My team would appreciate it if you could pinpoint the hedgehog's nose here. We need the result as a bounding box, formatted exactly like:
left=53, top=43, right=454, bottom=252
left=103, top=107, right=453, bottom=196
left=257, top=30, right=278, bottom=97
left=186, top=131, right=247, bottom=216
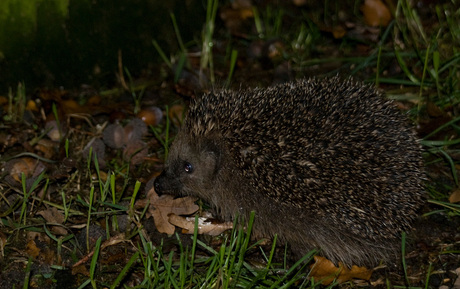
left=154, top=171, right=165, bottom=195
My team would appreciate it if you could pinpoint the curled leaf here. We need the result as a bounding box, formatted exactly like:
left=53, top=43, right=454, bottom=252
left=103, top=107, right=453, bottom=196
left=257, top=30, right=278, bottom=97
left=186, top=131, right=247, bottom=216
left=310, top=256, right=373, bottom=285
left=168, top=214, right=233, bottom=236
left=145, top=186, right=199, bottom=235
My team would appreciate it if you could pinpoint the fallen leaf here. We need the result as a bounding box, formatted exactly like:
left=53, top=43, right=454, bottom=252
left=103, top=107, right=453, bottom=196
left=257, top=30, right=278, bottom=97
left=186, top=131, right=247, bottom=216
left=71, top=264, right=89, bottom=276
left=37, top=207, right=67, bottom=235
left=87, top=94, right=101, bottom=105
left=332, top=26, right=346, bottom=39
left=6, top=157, right=46, bottom=183
left=309, top=256, right=373, bottom=285
left=168, top=214, right=233, bottom=236
left=361, top=0, right=392, bottom=27
left=91, top=171, right=108, bottom=183
left=26, top=240, right=41, bottom=258
left=145, top=186, right=199, bottom=235
left=26, top=99, right=38, bottom=111
left=61, top=99, right=82, bottom=114
left=0, top=95, right=7, bottom=105
left=449, top=189, right=460, bottom=203
left=72, top=233, right=126, bottom=268
left=150, top=195, right=176, bottom=234
left=35, top=139, right=56, bottom=160
left=38, top=207, right=65, bottom=224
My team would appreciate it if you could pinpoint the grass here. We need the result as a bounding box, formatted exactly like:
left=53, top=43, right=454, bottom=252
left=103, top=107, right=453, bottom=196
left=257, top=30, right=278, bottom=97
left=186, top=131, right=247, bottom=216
left=151, top=105, right=172, bottom=161
left=3, top=82, right=26, bottom=123
left=122, top=215, right=316, bottom=289
left=7, top=148, right=317, bottom=288
left=200, top=0, right=219, bottom=85
left=1, top=0, right=460, bottom=288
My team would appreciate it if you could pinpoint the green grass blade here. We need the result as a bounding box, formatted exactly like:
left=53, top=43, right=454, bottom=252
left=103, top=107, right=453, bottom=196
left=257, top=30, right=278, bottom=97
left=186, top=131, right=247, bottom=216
left=110, top=251, right=140, bottom=289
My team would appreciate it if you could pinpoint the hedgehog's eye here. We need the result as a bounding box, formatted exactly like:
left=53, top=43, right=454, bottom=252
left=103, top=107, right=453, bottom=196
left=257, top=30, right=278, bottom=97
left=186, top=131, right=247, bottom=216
left=184, top=162, right=194, bottom=174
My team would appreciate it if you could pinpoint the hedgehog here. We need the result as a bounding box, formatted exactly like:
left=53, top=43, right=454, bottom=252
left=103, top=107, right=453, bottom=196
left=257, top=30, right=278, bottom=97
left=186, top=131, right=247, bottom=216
left=153, top=77, right=425, bottom=267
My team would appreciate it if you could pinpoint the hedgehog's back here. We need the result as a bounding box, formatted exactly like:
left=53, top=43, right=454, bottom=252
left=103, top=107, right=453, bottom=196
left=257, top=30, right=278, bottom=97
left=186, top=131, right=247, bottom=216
left=183, top=77, right=425, bottom=265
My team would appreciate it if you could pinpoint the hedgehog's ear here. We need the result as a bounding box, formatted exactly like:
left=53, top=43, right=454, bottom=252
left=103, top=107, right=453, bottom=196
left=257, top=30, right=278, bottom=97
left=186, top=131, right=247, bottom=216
left=202, top=140, right=222, bottom=174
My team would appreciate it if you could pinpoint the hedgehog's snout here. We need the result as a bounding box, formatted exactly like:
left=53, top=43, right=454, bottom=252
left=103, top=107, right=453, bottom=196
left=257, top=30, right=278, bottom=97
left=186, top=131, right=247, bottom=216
left=153, top=171, right=166, bottom=195
left=154, top=169, right=184, bottom=196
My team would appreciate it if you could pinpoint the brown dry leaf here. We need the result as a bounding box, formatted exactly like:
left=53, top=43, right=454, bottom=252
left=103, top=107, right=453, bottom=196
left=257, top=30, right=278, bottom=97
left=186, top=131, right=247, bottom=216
left=87, top=95, right=101, bottom=105
left=26, top=240, right=41, bottom=258
left=35, top=139, right=56, bottom=160
left=26, top=99, right=38, bottom=111
left=61, top=99, right=82, bottom=114
left=310, top=256, right=373, bottom=285
left=37, top=207, right=67, bottom=235
left=9, top=158, right=35, bottom=182
left=72, top=264, right=90, bottom=276
left=8, top=157, right=46, bottom=183
left=168, top=214, right=233, bottom=236
left=449, top=189, right=460, bottom=203
left=72, top=233, right=127, bottom=268
left=91, top=171, right=108, bottom=182
left=332, top=26, right=347, bottom=39
left=146, top=186, right=199, bottom=235
left=220, top=6, right=253, bottom=22
left=0, top=95, right=7, bottom=105
left=167, top=214, right=195, bottom=234
left=361, top=0, right=392, bottom=27
left=149, top=196, right=175, bottom=235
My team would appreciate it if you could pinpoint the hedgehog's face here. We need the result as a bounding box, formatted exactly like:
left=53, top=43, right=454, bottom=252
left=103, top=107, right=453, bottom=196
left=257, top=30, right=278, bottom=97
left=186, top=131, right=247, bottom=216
left=153, top=134, right=222, bottom=201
